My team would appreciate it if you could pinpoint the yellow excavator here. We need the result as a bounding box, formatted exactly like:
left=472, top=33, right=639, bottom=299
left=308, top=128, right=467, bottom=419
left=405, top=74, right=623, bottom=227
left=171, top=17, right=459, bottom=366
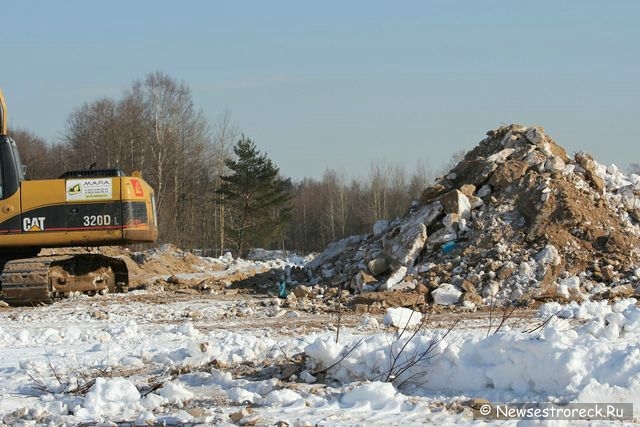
left=0, top=88, right=158, bottom=305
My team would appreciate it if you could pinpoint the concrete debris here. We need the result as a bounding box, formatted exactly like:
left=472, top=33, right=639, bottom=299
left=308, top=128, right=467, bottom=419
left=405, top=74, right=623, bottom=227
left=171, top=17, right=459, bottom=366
left=306, top=235, right=367, bottom=271
left=432, top=283, right=463, bottom=306
left=351, top=271, right=378, bottom=293
left=367, top=257, right=390, bottom=276
left=381, top=202, right=442, bottom=269
left=381, top=266, right=408, bottom=291
left=304, top=124, right=640, bottom=307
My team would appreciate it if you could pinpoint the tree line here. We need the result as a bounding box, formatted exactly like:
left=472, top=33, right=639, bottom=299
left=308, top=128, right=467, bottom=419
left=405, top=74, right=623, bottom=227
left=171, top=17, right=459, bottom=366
left=11, top=72, right=437, bottom=256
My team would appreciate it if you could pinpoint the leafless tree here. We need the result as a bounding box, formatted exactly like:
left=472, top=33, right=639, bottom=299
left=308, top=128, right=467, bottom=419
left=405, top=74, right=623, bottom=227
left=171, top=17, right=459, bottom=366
left=64, top=98, right=118, bottom=170
left=10, top=129, right=59, bottom=179
left=211, top=108, right=237, bottom=256
left=368, top=161, right=390, bottom=223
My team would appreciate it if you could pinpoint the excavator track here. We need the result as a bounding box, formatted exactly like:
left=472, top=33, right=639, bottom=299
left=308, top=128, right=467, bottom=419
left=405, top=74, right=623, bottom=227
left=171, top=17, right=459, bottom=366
left=0, top=254, right=128, bottom=306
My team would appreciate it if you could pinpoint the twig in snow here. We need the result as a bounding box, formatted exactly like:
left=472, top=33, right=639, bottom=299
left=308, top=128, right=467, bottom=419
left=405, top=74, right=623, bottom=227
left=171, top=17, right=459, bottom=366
left=25, top=347, right=111, bottom=396
left=524, top=310, right=560, bottom=334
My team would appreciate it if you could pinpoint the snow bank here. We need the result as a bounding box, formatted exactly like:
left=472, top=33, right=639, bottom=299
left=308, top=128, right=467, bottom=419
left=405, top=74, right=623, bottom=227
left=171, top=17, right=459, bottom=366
left=304, top=299, right=640, bottom=414
left=74, top=378, right=143, bottom=422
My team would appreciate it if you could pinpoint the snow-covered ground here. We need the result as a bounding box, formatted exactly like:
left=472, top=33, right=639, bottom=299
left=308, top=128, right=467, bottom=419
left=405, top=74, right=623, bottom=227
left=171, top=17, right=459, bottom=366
left=0, top=254, right=639, bottom=426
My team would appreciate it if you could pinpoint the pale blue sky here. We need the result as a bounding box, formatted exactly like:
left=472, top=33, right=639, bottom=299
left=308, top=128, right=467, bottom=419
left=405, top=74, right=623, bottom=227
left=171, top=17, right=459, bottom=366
left=3, top=1, right=639, bottom=180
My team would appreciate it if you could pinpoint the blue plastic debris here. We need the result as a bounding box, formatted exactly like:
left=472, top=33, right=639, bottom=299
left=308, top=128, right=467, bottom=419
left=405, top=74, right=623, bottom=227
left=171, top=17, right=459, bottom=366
left=278, top=281, right=287, bottom=298
left=441, top=241, right=456, bottom=254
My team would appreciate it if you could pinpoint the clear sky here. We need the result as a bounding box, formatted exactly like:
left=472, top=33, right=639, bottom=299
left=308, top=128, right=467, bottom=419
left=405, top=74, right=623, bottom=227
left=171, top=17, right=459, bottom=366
left=3, top=1, right=639, bottom=181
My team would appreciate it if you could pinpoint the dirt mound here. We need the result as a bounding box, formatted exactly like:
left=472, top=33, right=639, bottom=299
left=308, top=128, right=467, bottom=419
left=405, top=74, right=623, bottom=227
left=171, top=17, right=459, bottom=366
left=40, top=244, right=226, bottom=287
left=306, top=124, right=640, bottom=307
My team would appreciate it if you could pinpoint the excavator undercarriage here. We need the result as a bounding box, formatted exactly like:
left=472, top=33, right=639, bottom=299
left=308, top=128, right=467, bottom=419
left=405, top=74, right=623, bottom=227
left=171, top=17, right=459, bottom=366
left=0, top=253, right=129, bottom=305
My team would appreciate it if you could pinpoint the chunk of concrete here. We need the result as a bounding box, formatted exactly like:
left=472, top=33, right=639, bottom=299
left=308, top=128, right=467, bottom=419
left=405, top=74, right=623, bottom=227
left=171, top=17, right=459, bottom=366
left=440, top=190, right=471, bottom=219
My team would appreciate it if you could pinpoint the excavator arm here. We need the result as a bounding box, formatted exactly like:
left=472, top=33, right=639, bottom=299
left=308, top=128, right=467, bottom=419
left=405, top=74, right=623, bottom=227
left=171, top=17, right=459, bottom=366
left=0, top=88, right=6, bottom=135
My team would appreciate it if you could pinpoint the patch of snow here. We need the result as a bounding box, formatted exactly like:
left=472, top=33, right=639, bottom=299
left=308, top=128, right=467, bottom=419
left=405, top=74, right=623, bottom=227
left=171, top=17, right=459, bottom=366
left=383, top=307, right=423, bottom=329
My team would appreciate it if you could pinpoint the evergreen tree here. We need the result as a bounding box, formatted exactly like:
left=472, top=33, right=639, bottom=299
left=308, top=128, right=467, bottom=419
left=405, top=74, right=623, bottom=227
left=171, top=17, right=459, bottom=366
left=217, top=136, right=292, bottom=257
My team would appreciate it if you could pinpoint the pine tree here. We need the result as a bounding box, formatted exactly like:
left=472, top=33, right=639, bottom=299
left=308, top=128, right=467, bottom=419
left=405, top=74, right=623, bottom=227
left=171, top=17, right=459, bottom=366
left=217, top=136, right=292, bottom=257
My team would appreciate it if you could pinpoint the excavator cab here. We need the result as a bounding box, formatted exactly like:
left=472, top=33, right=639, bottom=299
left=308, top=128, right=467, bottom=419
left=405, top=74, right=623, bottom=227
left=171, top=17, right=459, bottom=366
left=0, top=89, right=25, bottom=203
left=0, top=133, right=26, bottom=200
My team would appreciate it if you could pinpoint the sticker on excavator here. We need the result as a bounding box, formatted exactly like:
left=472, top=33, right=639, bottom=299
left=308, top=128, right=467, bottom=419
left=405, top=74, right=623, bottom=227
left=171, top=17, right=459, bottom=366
left=131, top=179, right=144, bottom=197
left=66, top=178, right=113, bottom=201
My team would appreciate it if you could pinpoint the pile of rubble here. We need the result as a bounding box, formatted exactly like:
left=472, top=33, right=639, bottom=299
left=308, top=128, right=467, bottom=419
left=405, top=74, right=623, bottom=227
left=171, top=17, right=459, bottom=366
left=305, top=124, right=640, bottom=307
